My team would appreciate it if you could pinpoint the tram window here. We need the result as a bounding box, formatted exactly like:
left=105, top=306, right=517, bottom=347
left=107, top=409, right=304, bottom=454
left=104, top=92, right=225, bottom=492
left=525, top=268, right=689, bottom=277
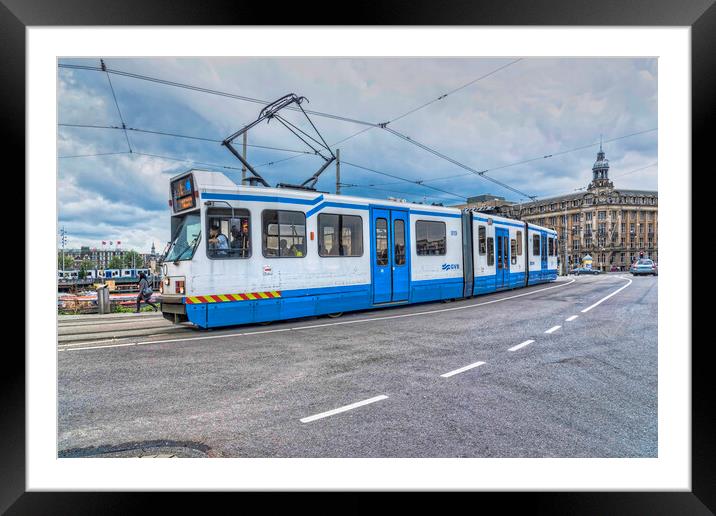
left=262, top=210, right=306, bottom=258
left=516, top=230, right=523, bottom=255
left=318, top=214, right=363, bottom=257
left=375, top=218, right=388, bottom=265
left=416, top=220, right=446, bottom=256
left=206, top=208, right=251, bottom=259
left=487, top=237, right=494, bottom=266
left=533, top=234, right=541, bottom=256
left=478, top=226, right=486, bottom=255
left=394, top=219, right=406, bottom=265
left=549, top=237, right=555, bottom=256
left=510, top=239, right=517, bottom=264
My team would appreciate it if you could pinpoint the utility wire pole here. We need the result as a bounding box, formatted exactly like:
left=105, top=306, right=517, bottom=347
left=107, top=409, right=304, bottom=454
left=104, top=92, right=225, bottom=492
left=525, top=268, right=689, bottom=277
left=242, top=131, right=248, bottom=184
left=335, top=148, right=341, bottom=195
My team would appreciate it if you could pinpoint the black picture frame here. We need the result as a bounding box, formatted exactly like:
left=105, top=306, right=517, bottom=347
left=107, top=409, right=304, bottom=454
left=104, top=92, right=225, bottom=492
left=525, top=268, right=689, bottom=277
left=8, top=0, right=708, bottom=512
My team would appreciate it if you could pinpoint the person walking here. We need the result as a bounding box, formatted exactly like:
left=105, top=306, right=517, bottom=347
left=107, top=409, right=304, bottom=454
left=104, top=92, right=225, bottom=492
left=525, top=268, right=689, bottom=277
left=136, top=271, right=158, bottom=312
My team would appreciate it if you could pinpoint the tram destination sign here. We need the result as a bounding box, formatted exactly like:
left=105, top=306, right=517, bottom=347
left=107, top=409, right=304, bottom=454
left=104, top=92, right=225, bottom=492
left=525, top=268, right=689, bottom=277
left=171, top=174, right=196, bottom=213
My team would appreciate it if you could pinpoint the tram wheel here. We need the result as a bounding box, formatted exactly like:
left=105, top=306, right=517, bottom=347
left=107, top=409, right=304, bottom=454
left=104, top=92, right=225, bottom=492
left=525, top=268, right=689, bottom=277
left=327, top=312, right=344, bottom=318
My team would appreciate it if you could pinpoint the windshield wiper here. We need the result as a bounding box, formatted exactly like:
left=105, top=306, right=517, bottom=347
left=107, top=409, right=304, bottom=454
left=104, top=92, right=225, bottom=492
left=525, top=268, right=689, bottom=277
left=170, top=236, right=200, bottom=264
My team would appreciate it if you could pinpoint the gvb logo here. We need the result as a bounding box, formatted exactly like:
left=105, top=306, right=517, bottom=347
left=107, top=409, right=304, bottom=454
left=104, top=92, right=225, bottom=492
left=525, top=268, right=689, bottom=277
left=442, top=263, right=460, bottom=271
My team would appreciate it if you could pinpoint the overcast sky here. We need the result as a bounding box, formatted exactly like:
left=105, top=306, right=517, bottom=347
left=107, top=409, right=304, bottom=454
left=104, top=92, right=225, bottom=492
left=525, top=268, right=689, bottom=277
left=57, top=57, right=657, bottom=252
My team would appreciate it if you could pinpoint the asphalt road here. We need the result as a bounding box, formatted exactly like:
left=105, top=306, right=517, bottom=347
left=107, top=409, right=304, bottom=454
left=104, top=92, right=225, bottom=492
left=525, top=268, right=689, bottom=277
left=58, top=274, right=657, bottom=458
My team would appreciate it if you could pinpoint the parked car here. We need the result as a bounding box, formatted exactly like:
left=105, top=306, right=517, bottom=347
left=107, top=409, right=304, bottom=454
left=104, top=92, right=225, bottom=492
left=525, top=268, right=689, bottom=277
left=630, top=258, right=658, bottom=276
left=570, top=267, right=600, bottom=275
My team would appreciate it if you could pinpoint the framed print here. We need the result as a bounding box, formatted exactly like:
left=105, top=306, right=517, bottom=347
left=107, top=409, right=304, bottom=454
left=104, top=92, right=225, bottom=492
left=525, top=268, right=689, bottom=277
left=7, top=0, right=711, bottom=512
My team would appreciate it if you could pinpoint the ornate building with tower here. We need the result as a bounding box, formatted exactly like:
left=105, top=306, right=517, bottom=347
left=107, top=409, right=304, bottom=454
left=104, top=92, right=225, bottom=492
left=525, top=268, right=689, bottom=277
left=460, top=145, right=658, bottom=272
left=512, top=145, right=658, bottom=272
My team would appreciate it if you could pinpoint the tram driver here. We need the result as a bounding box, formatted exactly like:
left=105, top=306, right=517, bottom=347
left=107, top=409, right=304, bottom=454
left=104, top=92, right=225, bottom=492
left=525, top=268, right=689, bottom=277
left=208, top=223, right=229, bottom=256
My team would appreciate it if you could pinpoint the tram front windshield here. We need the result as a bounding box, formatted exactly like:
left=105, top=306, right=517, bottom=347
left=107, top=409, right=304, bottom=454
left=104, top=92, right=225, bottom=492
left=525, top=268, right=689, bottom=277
left=165, top=212, right=201, bottom=262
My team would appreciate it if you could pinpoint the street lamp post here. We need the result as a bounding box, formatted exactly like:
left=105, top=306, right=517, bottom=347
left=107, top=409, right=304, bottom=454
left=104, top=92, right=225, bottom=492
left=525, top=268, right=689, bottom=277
left=60, top=227, right=67, bottom=272
left=563, top=203, right=568, bottom=275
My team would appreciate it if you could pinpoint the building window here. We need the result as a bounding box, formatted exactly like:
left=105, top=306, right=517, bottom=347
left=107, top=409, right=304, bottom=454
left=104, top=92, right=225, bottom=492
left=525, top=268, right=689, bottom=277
left=318, top=214, right=363, bottom=257
left=206, top=207, right=251, bottom=259
left=598, top=211, right=606, bottom=220
left=262, top=209, right=306, bottom=258
left=416, top=220, right=446, bottom=256
left=478, top=225, right=486, bottom=255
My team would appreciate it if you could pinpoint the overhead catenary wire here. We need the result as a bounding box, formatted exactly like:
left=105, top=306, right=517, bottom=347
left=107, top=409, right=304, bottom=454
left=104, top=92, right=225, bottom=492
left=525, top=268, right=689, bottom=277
left=387, top=58, right=523, bottom=126
left=339, top=183, right=463, bottom=203
left=58, top=151, right=131, bottom=159
left=100, top=59, right=132, bottom=154
left=58, top=122, right=313, bottom=155
left=58, top=147, right=250, bottom=171
left=383, top=126, right=536, bottom=199
left=59, top=59, right=531, bottom=198
left=58, top=62, right=379, bottom=128
left=525, top=162, right=658, bottom=200
left=340, top=160, right=467, bottom=201
left=131, top=151, right=245, bottom=171
left=330, top=58, right=523, bottom=147
left=611, top=162, right=658, bottom=179
left=354, top=129, right=659, bottom=189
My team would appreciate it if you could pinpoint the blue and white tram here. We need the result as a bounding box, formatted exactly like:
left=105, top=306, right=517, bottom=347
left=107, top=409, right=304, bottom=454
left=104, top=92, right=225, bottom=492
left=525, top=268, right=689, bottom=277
left=160, top=170, right=558, bottom=328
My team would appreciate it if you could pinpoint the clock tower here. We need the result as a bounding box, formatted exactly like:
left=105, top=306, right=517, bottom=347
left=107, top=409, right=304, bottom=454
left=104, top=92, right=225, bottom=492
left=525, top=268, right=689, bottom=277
left=588, top=138, right=613, bottom=190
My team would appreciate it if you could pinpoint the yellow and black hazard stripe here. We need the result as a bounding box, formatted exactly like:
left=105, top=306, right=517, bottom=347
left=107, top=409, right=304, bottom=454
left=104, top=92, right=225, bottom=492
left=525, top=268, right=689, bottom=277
left=185, top=291, right=281, bottom=304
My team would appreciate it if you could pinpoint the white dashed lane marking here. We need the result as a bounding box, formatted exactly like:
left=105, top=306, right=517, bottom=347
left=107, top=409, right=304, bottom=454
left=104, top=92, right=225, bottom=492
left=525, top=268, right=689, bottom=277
left=580, top=276, right=633, bottom=313
left=545, top=325, right=561, bottom=334
left=440, top=361, right=486, bottom=378
left=508, top=340, right=535, bottom=352
left=565, top=315, right=579, bottom=322
left=300, top=395, right=388, bottom=423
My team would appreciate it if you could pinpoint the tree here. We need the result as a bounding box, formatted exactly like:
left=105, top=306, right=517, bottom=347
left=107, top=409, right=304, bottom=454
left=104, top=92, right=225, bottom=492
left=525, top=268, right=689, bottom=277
left=78, top=259, right=94, bottom=279
left=58, top=253, right=74, bottom=270
left=123, top=250, right=143, bottom=268
left=107, top=256, right=125, bottom=269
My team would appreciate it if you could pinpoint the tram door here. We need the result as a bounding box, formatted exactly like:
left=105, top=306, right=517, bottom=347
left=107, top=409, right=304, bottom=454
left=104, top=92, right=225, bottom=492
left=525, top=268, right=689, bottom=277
left=541, top=234, right=548, bottom=276
left=496, top=227, right=509, bottom=289
left=371, top=208, right=410, bottom=304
